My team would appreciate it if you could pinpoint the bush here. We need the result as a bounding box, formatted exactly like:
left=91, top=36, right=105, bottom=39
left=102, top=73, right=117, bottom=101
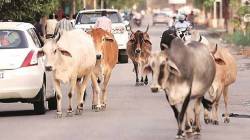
left=224, top=31, right=250, bottom=47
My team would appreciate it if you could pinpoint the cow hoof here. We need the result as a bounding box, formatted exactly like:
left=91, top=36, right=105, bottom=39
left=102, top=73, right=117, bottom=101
left=139, top=82, right=144, bottom=86
left=92, top=105, right=101, bottom=112
left=92, top=105, right=97, bottom=110
left=204, top=118, right=211, bottom=124
left=101, top=104, right=107, bottom=110
left=185, top=125, right=192, bottom=133
left=66, top=111, right=74, bottom=117
left=224, top=118, right=230, bottom=123
left=135, top=82, right=140, bottom=86
left=144, top=81, right=148, bottom=85
left=56, top=112, right=63, bottom=118
left=175, top=135, right=184, bottom=139
left=176, top=130, right=185, bottom=139
left=193, top=128, right=201, bottom=135
left=94, top=107, right=102, bottom=112
left=212, top=120, right=219, bottom=125
left=75, top=109, right=83, bottom=115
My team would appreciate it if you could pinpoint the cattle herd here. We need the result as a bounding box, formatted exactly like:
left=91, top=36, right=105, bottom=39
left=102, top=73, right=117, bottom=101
left=37, top=25, right=237, bottom=139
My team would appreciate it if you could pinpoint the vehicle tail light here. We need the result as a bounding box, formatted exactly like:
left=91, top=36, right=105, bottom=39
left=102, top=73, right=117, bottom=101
left=21, top=50, right=38, bottom=67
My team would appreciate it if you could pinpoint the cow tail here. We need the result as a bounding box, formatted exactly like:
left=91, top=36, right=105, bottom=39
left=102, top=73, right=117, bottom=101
left=201, top=96, right=213, bottom=111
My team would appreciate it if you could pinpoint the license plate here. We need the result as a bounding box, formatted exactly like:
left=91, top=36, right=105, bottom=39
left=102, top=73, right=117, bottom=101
left=0, top=72, right=4, bottom=79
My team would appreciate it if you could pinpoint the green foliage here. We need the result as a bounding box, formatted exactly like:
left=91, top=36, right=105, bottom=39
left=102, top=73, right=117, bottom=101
left=237, top=5, right=250, bottom=17
left=204, top=0, right=214, bottom=10
left=0, top=0, right=59, bottom=22
left=193, top=0, right=214, bottom=9
left=224, top=31, right=250, bottom=47
left=107, top=0, right=144, bottom=9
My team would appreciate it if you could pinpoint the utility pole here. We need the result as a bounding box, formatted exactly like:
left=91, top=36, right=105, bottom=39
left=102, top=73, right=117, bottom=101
left=82, top=0, right=86, bottom=9
left=94, top=0, right=97, bottom=9
left=101, top=0, right=104, bottom=9
left=71, top=0, right=76, bottom=18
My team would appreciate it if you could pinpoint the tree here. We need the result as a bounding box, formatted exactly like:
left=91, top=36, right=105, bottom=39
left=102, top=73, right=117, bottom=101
left=0, top=0, right=59, bottom=22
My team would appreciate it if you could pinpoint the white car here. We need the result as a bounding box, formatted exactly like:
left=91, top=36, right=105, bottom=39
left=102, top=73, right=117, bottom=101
left=74, top=9, right=130, bottom=63
left=0, top=22, right=56, bottom=114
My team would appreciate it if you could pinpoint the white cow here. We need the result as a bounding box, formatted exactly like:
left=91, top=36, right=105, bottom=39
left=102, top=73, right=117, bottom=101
left=38, top=29, right=101, bottom=117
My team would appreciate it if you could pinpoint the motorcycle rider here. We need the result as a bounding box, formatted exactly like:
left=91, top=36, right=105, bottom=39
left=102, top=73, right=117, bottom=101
left=174, top=14, right=192, bottom=39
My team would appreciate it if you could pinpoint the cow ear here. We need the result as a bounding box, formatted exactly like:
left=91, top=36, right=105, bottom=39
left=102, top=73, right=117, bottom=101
left=143, top=33, right=152, bottom=45
left=215, top=58, right=226, bottom=65
left=104, top=35, right=114, bottom=42
left=143, top=65, right=152, bottom=74
left=58, top=48, right=72, bottom=57
left=37, top=50, right=45, bottom=58
left=167, top=60, right=181, bottom=76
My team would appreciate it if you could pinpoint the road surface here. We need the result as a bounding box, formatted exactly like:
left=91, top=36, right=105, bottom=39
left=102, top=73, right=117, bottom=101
left=0, top=15, right=250, bottom=140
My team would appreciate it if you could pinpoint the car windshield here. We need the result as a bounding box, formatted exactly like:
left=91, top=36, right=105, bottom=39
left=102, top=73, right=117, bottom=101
left=0, top=30, right=27, bottom=49
left=76, top=11, right=122, bottom=24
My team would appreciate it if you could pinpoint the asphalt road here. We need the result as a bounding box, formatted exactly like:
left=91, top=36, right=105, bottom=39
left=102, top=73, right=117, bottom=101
left=1, top=16, right=250, bottom=140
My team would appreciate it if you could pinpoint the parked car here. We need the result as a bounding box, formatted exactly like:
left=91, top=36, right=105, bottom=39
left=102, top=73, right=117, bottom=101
left=152, top=12, right=170, bottom=26
left=74, top=9, right=130, bottom=63
left=0, top=22, right=57, bottom=114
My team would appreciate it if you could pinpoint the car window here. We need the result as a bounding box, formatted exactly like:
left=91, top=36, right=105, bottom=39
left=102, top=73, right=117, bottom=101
left=0, top=30, right=28, bottom=49
left=27, top=29, right=41, bottom=48
left=76, top=11, right=122, bottom=24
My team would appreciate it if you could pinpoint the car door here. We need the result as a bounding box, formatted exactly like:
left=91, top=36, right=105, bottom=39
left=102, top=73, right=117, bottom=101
left=27, top=28, right=55, bottom=99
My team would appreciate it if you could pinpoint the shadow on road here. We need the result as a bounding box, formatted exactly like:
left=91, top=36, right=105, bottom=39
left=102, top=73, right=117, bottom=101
left=223, top=113, right=250, bottom=118
left=0, top=110, right=37, bottom=117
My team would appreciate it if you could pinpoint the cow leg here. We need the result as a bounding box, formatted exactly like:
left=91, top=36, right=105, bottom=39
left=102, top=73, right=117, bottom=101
left=53, top=79, right=62, bottom=118
left=223, top=86, right=230, bottom=123
left=91, top=73, right=102, bottom=112
left=133, top=61, right=140, bottom=86
left=101, top=70, right=112, bottom=109
left=212, top=100, right=220, bottom=125
left=204, top=108, right=212, bottom=124
left=176, top=93, right=191, bottom=138
left=193, top=98, right=202, bottom=135
left=164, top=92, right=179, bottom=121
left=185, top=105, right=193, bottom=134
left=66, top=78, right=77, bottom=117
left=76, top=75, right=90, bottom=115
left=144, top=75, right=148, bottom=85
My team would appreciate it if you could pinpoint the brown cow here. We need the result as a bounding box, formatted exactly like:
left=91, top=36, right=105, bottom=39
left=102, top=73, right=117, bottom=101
left=88, top=28, right=118, bottom=109
left=127, top=25, right=152, bottom=86
left=204, top=46, right=237, bottom=125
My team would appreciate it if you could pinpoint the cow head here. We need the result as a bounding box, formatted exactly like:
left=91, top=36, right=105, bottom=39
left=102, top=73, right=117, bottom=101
left=129, top=25, right=151, bottom=54
left=37, top=34, right=72, bottom=71
left=88, top=28, right=114, bottom=60
left=144, top=51, right=181, bottom=93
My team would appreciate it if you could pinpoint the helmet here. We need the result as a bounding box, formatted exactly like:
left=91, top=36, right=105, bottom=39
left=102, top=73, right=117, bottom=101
left=178, top=14, right=185, bottom=21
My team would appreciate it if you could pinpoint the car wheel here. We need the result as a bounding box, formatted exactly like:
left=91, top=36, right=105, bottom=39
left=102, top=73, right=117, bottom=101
left=48, top=90, right=57, bottom=110
left=33, top=82, right=47, bottom=114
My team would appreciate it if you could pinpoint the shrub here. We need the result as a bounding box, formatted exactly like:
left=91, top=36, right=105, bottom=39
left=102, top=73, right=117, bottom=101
left=224, top=31, right=250, bottom=47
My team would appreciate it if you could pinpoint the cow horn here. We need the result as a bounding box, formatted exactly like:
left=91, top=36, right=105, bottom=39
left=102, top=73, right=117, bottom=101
left=145, top=24, right=149, bottom=33
left=54, top=33, right=61, bottom=42
left=212, top=44, right=218, bottom=55
left=129, top=24, right=134, bottom=34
